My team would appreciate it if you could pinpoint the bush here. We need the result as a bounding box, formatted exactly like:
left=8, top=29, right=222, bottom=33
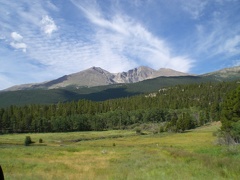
left=230, top=121, right=240, bottom=143
left=159, top=126, right=165, bottom=133
left=39, top=138, right=43, bottom=143
left=216, top=131, right=236, bottom=145
left=225, top=145, right=239, bottom=155
left=135, top=128, right=142, bottom=134
left=24, top=136, right=32, bottom=146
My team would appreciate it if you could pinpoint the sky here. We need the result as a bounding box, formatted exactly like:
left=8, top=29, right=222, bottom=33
left=0, top=0, right=240, bottom=90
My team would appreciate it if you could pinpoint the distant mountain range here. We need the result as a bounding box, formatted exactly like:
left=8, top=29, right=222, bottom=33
left=4, top=66, right=190, bottom=91
left=0, top=66, right=239, bottom=107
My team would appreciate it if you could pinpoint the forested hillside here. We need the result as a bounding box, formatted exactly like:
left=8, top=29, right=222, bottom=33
left=0, top=81, right=239, bottom=134
left=0, top=76, right=223, bottom=107
left=221, top=85, right=240, bottom=143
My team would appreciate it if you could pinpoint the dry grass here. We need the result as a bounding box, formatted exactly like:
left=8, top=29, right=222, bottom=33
left=1, top=122, right=240, bottom=179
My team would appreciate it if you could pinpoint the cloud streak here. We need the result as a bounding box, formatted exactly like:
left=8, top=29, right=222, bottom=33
left=194, top=1, right=240, bottom=58
left=181, top=0, right=208, bottom=19
left=71, top=0, right=193, bottom=72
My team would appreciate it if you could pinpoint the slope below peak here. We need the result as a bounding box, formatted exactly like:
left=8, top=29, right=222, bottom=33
left=155, top=68, right=190, bottom=77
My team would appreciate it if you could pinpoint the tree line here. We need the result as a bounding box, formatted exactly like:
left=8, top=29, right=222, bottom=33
left=221, top=84, right=240, bottom=143
left=0, top=81, right=239, bottom=133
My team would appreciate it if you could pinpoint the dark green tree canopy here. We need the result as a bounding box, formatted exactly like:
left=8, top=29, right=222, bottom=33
left=221, top=85, right=240, bottom=142
left=0, top=81, right=238, bottom=134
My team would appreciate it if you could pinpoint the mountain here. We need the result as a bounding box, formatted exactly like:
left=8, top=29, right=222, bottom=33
left=0, top=76, right=209, bottom=107
left=1, top=66, right=239, bottom=108
left=5, top=67, right=115, bottom=91
left=201, top=66, right=240, bottom=81
left=4, top=66, right=190, bottom=91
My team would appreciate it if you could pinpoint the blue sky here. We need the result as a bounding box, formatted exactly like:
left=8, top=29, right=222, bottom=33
left=0, top=0, right=239, bottom=90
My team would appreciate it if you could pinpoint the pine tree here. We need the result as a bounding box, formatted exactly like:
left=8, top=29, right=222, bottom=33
left=221, top=85, right=240, bottom=142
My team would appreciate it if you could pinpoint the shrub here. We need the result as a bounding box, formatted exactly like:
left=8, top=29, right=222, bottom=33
left=159, top=126, right=165, bottom=133
left=225, top=145, right=239, bottom=155
left=230, top=121, right=240, bottom=143
left=216, top=131, right=236, bottom=145
left=24, top=136, right=32, bottom=146
left=135, top=128, right=142, bottom=134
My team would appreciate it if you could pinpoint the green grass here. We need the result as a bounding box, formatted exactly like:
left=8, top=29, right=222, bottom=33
left=0, top=122, right=240, bottom=179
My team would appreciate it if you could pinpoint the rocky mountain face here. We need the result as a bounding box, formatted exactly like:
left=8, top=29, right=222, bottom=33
left=113, top=66, right=190, bottom=83
left=113, top=66, right=155, bottom=83
left=4, top=66, right=191, bottom=91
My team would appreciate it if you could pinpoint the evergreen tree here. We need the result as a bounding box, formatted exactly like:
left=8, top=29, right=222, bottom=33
left=221, top=85, right=240, bottom=142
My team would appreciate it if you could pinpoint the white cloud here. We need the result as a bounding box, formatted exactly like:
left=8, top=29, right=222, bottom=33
left=10, top=42, right=27, bottom=52
left=11, top=32, right=23, bottom=41
left=40, top=15, right=58, bottom=35
left=70, top=0, right=193, bottom=72
left=10, top=32, right=27, bottom=52
left=13, top=0, right=193, bottom=76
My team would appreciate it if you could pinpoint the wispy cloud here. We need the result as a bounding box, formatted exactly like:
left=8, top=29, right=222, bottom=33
left=6, top=0, right=193, bottom=77
left=221, top=35, right=240, bottom=55
left=70, top=0, right=193, bottom=72
left=194, top=1, right=240, bottom=59
left=0, top=0, right=60, bottom=89
left=178, top=0, right=240, bottom=72
left=181, top=0, right=208, bottom=19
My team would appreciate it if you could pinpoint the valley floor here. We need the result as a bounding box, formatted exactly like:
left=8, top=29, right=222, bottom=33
left=0, top=122, right=240, bottom=180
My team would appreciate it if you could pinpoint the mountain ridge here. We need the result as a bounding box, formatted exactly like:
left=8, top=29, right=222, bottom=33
left=4, top=66, right=190, bottom=91
left=3, top=65, right=240, bottom=92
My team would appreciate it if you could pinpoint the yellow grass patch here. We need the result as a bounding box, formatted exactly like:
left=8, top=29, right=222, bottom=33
left=1, top=122, right=240, bottom=180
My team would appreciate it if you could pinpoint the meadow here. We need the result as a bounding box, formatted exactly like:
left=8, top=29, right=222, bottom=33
left=0, top=122, right=240, bottom=180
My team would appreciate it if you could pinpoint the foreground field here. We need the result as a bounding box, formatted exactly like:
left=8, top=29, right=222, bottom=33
left=0, top=122, right=240, bottom=180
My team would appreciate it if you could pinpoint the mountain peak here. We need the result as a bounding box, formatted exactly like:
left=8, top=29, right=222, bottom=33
left=90, top=66, right=103, bottom=70
left=4, top=66, right=190, bottom=91
left=87, top=66, right=106, bottom=73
